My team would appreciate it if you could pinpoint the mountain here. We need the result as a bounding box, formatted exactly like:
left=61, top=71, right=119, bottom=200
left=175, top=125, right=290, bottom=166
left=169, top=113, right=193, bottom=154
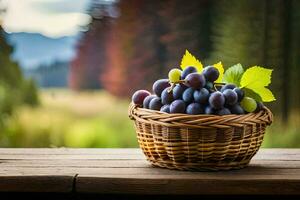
left=7, top=32, right=81, bottom=69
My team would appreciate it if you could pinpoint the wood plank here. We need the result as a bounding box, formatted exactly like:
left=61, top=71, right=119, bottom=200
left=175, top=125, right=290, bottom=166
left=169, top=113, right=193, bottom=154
left=0, top=175, right=74, bottom=193
left=0, top=159, right=299, bottom=169
left=1, top=166, right=300, bottom=178
left=76, top=177, right=300, bottom=195
left=0, top=148, right=299, bottom=155
left=0, top=148, right=143, bottom=155
left=0, top=154, right=145, bottom=160
left=0, top=148, right=300, bottom=195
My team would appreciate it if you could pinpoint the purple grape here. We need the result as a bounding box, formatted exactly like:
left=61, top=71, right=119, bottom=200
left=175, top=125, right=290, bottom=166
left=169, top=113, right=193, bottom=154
left=203, top=66, right=219, bottom=82
left=230, top=104, right=245, bottom=115
left=221, top=84, right=236, bottom=92
left=182, top=88, right=194, bottom=103
left=161, top=87, right=174, bottom=105
left=143, top=95, right=156, bottom=109
left=255, top=101, right=264, bottom=112
left=233, top=88, right=244, bottom=102
left=186, top=103, right=204, bottom=115
left=149, top=97, right=162, bottom=111
left=170, top=100, right=186, bottom=113
left=173, top=84, right=187, bottom=99
left=205, top=82, right=214, bottom=90
left=216, top=108, right=231, bottom=115
left=184, top=73, right=206, bottom=89
left=193, top=88, right=209, bottom=104
left=205, top=106, right=216, bottom=114
left=132, top=90, right=151, bottom=106
left=223, top=89, right=238, bottom=106
left=209, top=91, right=225, bottom=109
left=152, top=79, right=170, bottom=97
left=160, top=104, right=170, bottom=113
left=181, top=66, right=197, bottom=79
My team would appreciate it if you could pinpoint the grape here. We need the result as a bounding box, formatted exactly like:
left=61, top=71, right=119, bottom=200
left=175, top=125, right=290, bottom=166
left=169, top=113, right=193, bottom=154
left=205, top=82, right=214, bottom=90
left=161, top=87, right=174, bottom=105
left=221, top=84, right=236, bottom=92
left=185, top=73, right=206, bottom=89
left=230, top=104, right=245, bottom=115
left=216, top=108, right=231, bottom=115
left=205, top=106, right=215, bottom=115
left=193, top=88, right=209, bottom=104
left=143, top=95, right=156, bottom=109
left=149, top=97, right=163, bottom=111
left=173, top=84, right=187, bottom=99
left=168, top=69, right=182, bottom=83
left=182, top=88, right=194, bottom=103
left=203, top=66, right=219, bottom=82
left=233, top=88, right=244, bottom=102
left=209, top=91, right=225, bottom=109
left=186, top=103, right=204, bottom=115
left=255, top=101, right=264, bottom=112
left=181, top=66, right=197, bottom=79
left=240, top=97, right=257, bottom=112
left=132, top=90, right=151, bottom=106
left=152, top=79, right=170, bottom=97
left=170, top=100, right=186, bottom=113
left=223, top=89, right=238, bottom=106
left=160, top=104, right=170, bottom=113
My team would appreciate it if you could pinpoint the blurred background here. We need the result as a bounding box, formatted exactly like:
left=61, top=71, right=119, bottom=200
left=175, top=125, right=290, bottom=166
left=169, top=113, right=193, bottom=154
left=0, top=0, right=299, bottom=148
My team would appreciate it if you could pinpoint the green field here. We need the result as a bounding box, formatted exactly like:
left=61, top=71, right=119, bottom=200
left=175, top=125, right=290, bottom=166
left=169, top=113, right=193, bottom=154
left=0, top=89, right=299, bottom=148
left=0, top=89, right=137, bottom=147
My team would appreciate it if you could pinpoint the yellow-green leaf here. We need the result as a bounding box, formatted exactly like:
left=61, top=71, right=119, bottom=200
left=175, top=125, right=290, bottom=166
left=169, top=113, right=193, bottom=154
left=252, top=87, right=276, bottom=102
left=213, top=62, right=224, bottom=83
left=180, top=50, right=203, bottom=72
left=240, top=66, right=272, bottom=88
left=240, top=66, right=275, bottom=102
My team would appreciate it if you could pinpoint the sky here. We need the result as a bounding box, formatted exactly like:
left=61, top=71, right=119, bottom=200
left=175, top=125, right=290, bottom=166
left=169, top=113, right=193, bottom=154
left=2, top=0, right=91, bottom=38
left=0, top=0, right=93, bottom=69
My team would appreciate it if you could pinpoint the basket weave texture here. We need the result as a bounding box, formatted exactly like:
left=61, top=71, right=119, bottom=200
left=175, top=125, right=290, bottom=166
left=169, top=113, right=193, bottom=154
left=129, top=103, right=273, bottom=171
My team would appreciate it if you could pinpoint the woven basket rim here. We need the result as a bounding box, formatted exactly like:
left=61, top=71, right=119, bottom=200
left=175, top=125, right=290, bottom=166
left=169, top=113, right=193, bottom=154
left=129, top=103, right=273, bottom=129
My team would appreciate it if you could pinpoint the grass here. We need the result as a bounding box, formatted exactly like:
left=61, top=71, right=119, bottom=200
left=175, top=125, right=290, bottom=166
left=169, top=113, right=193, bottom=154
left=1, top=89, right=137, bottom=147
left=0, top=89, right=299, bottom=148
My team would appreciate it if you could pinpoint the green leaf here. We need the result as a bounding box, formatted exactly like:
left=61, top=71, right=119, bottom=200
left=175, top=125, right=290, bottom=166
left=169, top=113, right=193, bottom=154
left=243, top=88, right=262, bottom=102
left=222, top=63, right=244, bottom=86
left=240, top=66, right=275, bottom=102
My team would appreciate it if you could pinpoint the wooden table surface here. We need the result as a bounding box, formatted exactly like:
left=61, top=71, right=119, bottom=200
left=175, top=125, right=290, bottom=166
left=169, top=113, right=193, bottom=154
left=0, top=148, right=299, bottom=196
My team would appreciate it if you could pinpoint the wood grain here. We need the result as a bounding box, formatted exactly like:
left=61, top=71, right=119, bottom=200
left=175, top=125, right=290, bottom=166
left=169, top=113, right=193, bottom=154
left=0, top=148, right=299, bottom=195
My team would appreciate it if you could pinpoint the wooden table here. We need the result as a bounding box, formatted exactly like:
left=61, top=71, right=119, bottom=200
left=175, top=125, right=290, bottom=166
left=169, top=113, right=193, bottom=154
left=0, top=148, right=299, bottom=199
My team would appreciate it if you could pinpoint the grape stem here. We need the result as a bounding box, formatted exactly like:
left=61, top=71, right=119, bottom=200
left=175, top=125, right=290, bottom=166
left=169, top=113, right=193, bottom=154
left=167, top=80, right=186, bottom=93
left=213, top=82, right=226, bottom=91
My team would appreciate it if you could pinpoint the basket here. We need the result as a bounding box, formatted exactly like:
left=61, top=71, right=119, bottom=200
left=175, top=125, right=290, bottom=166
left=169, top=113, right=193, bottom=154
left=128, top=103, right=273, bottom=171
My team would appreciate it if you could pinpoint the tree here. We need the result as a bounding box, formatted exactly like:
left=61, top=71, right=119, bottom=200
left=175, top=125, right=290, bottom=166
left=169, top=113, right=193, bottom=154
left=208, top=0, right=300, bottom=122
left=160, top=0, right=212, bottom=69
left=101, top=0, right=167, bottom=97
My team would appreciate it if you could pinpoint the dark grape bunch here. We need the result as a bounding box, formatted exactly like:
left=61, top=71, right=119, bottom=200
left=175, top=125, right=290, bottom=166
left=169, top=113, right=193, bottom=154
left=131, top=66, right=264, bottom=115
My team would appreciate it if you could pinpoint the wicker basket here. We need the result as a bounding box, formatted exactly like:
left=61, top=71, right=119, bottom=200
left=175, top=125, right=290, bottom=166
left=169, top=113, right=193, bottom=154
left=129, top=103, right=273, bottom=171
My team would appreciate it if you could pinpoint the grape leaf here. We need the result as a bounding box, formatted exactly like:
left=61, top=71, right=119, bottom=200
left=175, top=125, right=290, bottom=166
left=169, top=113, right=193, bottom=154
left=251, top=87, right=276, bottom=102
left=240, top=66, right=275, bottom=102
left=222, top=63, right=244, bottom=86
left=213, top=62, right=224, bottom=83
left=180, top=50, right=203, bottom=72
